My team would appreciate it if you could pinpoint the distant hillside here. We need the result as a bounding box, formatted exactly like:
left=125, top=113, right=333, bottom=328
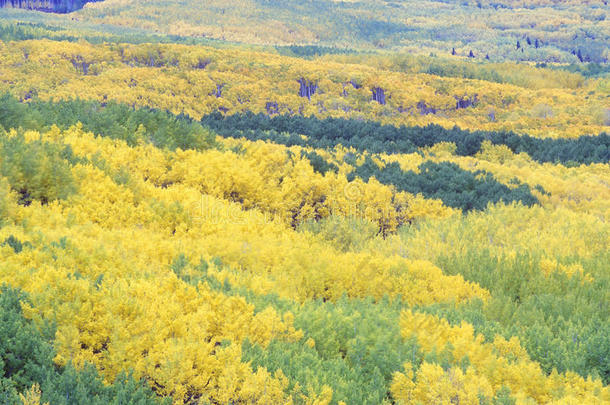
left=66, top=0, right=609, bottom=62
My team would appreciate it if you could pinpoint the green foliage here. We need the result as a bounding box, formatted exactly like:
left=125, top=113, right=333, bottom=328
left=0, top=94, right=218, bottom=151
left=243, top=296, right=422, bottom=405
left=40, top=365, right=166, bottom=405
left=538, top=62, right=610, bottom=78
left=352, top=159, right=539, bottom=212
left=0, top=378, right=19, bottom=404
left=0, top=93, right=43, bottom=131
left=1, top=235, right=31, bottom=253
left=202, top=112, right=610, bottom=165
left=0, top=286, right=55, bottom=401
left=244, top=339, right=387, bottom=405
left=0, top=133, right=76, bottom=205
left=420, top=250, right=610, bottom=383
left=0, top=285, right=168, bottom=405
left=492, top=386, right=516, bottom=405
left=170, top=255, right=234, bottom=293
left=300, top=150, right=338, bottom=175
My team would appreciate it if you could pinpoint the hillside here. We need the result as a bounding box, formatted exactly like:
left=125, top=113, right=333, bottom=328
left=0, top=3, right=609, bottom=405
left=1, top=0, right=609, bottom=62
left=75, top=0, right=609, bottom=62
left=0, top=37, right=608, bottom=138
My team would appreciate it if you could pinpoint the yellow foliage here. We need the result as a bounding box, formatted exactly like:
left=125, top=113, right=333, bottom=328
left=395, top=311, right=610, bottom=403
left=0, top=126, right=491, bottom=403
left=0, top=39, right=606, bottom=139
left=6, top=236, right=299, bottom=403
left=476, top=140, right=519, bottom=164
left=392, top=361, right=494, bottom=405
left=56, top=126, right=455, bottom=232
left=376, top=203, right=609, bottom=262
left=0, top=66, right=605, bottom=402
left=19, top=384, right=48, bottom=405
left=445, top=154, right=610, bottom=220
left=0, top=176, right=17, bottom=224
left=539, top=258, right=594, bottom=282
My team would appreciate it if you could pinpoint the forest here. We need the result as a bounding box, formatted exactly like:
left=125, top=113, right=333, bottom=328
left=0, top=0, right=99, bottom=13
left=0, top=1, right=608, bottom=404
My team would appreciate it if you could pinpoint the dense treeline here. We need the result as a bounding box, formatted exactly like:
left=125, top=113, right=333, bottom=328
left=0, top=285, right=167, bottom=404
left=0, top=0, right=98, bottom=13
left=0, top=94, right=217, bottom=151
left=202, top=112, right=610, bottom=165
left=350, top=159, right=539, bottom=212
left=0, top=95, right=588, bottom=216
left=0, top=97, right=456, bottom=235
